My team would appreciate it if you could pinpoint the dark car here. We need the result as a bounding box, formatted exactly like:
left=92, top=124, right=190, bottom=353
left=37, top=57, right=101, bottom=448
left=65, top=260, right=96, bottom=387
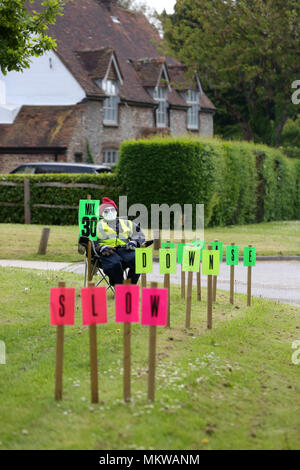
left=10, top=162, right=112, bottom=174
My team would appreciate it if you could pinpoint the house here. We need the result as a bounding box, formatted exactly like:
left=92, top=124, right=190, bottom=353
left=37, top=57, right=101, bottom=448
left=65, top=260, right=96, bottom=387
left=0, top=0, right=215, bottom=173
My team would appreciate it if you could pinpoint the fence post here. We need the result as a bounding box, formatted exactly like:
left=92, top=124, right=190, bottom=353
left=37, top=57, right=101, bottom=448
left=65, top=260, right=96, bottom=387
left=24, top=178, right=31, bottom=224
left=38, top=227, right=50, bottom=255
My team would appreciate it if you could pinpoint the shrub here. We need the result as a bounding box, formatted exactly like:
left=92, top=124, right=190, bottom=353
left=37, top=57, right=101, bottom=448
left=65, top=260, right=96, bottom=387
left=0, top=173, right=119, bottom=225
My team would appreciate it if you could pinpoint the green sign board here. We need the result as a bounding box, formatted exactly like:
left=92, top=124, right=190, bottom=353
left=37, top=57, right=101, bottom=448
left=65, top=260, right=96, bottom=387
left=226, top=245, right=239, bottom=266
left=244, top=247, right=256, bottom=267
left=78, top=199, right=100, bottom=241
left=177, top=243, right=189, bottom=264
left=135, top=247, right=153, bottom=273
left=202, top=250, right=220, bottom=275
left=162, top=242, right=176, bottom=250
left=182, top=246, right=201, bottom=272
left=211, top=241, right=223, bottom=262
left=159, top=248, right=177, bottom=274
left=192, top=240, right=205, bottom=260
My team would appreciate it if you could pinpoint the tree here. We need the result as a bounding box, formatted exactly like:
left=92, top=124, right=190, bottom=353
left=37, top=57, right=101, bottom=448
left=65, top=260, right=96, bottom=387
left=0, top=0, right=66, bottom=75
left=160, top=0, right=300, bottom=145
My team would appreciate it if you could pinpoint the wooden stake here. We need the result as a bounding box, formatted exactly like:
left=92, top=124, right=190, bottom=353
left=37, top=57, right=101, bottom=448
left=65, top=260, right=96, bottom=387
left=164, top=273, right=171, bottom=327
left=247, top=245, right=252, bottom=306
left=141, top=273, right=147, bottom=288
left=148, top=281, right=157, bottom=402
left=212, top=239, right=218, bottom=302
left=185, top=271, right=193, bottom=329
left=55, top=281, right=65, bottom=400
left=123, top=279, right=131, bottom=402
left=230, top=242, right=235, bottom=305
left=207, top=246, right=213, bottom=329
left=38, top=227, right=50, bottom=255
left=181, top=239, right=185, bottom=299
left=88, top=282, right=99, bottom=404
left=197, top=262, right=201, bottom=301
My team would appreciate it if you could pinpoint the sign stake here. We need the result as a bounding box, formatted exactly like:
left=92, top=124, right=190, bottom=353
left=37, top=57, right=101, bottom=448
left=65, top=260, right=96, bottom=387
left=181, top=239, right=185, bottom=299
left=212, top=239, right=218, bottom=302
left=55, top=281, right=65, bottom=401
left=123, top=279, right=132, bottom=402
left=207, top=246, right=213, bottom=329
left=247, top=245, right=252, bottom=306
left=185, top=271, right=193, bottom=328
left=230, top=242, right=235, bottom=304
left=87, top=281, right=99, bottom=404
left=148, top=282, right=158, bottom=402
left=141, top=273, right=147, bottom=288
left=164, top=273, right=171, bottom=327
left=197, top=262, right=201, bottom=301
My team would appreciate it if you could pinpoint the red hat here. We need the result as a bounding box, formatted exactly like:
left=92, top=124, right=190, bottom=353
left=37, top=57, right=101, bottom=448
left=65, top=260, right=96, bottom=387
left=100, top=197, right=118, bottom=215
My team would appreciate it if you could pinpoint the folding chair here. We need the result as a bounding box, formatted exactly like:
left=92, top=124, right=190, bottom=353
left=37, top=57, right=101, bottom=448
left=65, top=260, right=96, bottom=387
left=78, top=236, right=128, bottom=294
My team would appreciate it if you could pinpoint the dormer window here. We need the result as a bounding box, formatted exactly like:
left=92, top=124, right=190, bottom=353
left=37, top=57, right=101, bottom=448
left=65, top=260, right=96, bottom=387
left=186, top=90, right=199, bottom=130
left=102, top=79, right=118, bottom=125
left=153, top=86, right=167, bottom=128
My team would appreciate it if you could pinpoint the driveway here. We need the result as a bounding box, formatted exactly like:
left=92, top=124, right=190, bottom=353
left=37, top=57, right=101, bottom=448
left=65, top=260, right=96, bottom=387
left=0, top=259, right=299, bottom=306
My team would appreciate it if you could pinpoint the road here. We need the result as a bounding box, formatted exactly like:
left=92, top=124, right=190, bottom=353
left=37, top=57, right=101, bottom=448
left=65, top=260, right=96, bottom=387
left=0, top=259, right=299, bottom=306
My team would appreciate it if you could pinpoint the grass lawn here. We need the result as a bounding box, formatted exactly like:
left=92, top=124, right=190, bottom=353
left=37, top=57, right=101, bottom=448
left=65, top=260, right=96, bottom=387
left=0, top=220, right=299, bottom=263
left=0, top=267, right=300, bottom=450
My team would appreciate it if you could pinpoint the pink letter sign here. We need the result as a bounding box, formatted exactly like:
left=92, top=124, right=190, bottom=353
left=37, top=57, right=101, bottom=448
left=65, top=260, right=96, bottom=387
left=50, top=287, right=75, bottom=326
left=115, top=284, right=140, bottom=323
left=81, top=287, right=107, bottom=325
left=141, top=288, right=168, bottom=326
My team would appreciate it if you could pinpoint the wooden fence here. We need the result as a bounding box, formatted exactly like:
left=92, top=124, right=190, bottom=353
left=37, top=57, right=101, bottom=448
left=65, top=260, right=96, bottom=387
left=0, top=179, right=105, bottom=224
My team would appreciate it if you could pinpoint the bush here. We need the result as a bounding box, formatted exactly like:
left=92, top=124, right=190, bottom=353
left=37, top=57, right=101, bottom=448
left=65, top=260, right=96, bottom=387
left=118, top=137, right=299, bottom=227
left=0, top=173, right=120, bottom=225
left=1, top=138, right=298, bottom=227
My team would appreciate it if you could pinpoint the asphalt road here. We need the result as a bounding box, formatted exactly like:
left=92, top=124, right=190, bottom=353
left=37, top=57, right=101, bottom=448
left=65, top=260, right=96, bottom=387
left=1, top=259, right=299, bottom=306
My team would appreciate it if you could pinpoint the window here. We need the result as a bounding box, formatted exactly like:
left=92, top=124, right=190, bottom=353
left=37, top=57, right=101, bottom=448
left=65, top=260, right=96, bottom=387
left=153, top=86, right=167, bottom=128
left=186, top=90, right=199, bottom=129
left=103, top=149, right=119, bottom=165
left=74, top=152, right=83, bottom=162
left=102, top=79, right=118, bottom=124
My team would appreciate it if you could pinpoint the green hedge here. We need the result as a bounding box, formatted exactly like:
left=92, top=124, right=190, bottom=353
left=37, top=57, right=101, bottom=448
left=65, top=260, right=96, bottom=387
left=1, top=138, right=299, bottom=227
left=0, top=173, right=120, bottom=225
left=118, top=138, right=299, bottom=227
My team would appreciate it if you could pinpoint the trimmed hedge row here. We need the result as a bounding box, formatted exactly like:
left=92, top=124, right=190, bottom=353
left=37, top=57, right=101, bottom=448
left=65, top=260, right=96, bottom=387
left=0, top=138, right=299, bottom=226
left=118, top=138, right=300, bottom=227
left=0, top=173, right=120, bottom=225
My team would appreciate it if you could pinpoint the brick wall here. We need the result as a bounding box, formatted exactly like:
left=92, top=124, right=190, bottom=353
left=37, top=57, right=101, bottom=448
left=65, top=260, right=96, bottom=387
left=0, top=153, right=58, bottom=173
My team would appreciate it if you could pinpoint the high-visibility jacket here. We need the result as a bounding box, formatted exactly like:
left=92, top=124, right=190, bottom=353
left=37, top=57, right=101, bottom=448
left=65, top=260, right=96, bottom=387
left=97, top=218, right=133, bottom=247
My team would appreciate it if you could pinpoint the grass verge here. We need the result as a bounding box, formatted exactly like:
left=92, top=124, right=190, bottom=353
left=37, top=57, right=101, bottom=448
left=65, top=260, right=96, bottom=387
left=0, top=267, right=300, bottom=449
left=0, top=220, right=299, bottom=263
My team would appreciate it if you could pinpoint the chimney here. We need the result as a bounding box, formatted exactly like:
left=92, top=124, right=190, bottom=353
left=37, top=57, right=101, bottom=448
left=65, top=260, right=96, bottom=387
left=97, top=0, right=118, bottom=11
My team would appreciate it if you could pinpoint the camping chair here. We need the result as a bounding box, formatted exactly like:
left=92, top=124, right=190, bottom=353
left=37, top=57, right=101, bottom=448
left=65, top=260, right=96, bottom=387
left=78, top=236, right=154, bottom=294
left=78, top=236, right=127, bottom=294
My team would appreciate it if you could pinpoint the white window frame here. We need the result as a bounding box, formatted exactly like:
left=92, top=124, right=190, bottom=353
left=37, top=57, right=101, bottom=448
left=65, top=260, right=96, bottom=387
left=103, top=148, right=119, bottom=165
left=153, top=86, right=167, bottom=128
left=102, top=79, right=118, bottom=125
left=186, top=89, right=199, bottom=130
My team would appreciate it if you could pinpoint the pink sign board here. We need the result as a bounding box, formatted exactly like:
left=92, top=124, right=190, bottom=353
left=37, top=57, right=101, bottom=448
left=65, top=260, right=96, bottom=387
left=115, top=284, right=140, bottom=323
left=81, top=287, right=108, bottom=325
left=141, top=288, right=168, bottom=326
left=50, top=287, right=75, bottom=326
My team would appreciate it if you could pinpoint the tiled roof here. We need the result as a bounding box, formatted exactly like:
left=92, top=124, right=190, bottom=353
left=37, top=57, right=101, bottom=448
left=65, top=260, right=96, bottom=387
left=42, top=0, right=215, bottom=110
left=0, top=106, right=78, bottom=147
